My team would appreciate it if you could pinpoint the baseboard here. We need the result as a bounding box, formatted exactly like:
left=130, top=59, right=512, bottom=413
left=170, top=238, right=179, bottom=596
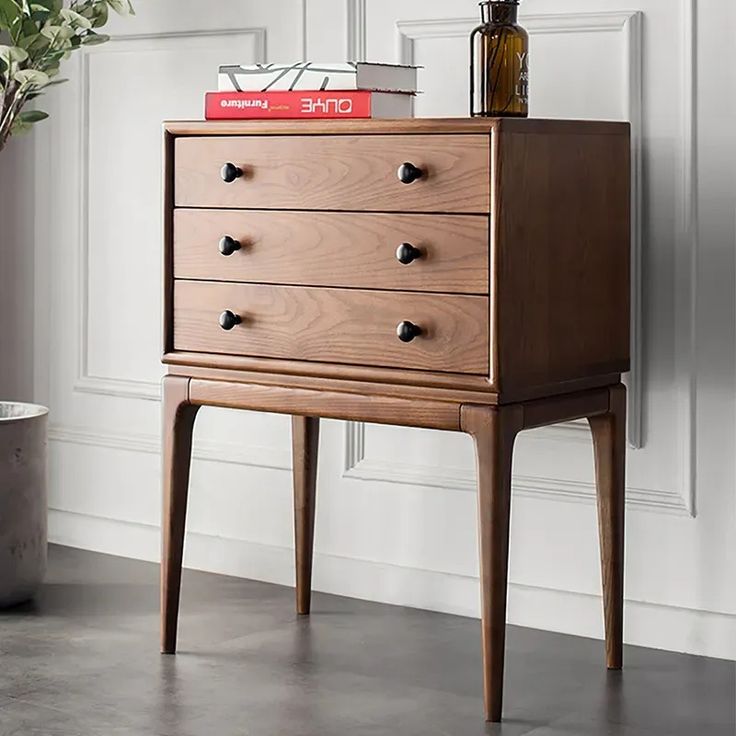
left=48, top=508, right=736, bottom=662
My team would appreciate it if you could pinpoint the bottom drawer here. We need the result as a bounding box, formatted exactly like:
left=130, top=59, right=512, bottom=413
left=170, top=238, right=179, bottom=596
left=173, top=281, right=488, bottom=375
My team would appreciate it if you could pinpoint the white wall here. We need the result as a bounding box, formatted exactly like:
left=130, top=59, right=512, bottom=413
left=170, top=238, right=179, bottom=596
left=6, top=0, right=734, bottom=659
left=0, top=135, right=35, bottom=401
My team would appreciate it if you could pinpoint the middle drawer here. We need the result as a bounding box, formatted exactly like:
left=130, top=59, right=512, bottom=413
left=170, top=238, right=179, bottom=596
left=173, top=210, right=489, bottom=294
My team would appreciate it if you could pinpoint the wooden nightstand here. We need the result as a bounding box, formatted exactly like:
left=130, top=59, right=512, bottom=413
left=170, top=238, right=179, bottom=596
left=160, top=118, right=630, bottom=722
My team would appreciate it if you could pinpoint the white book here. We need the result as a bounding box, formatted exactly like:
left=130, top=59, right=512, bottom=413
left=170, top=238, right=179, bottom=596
left=218, top=62, right=418, bottom=94
left=360, top=92, right=414, bottom=118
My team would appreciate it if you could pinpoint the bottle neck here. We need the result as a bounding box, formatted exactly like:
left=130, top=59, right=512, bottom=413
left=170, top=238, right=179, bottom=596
left=481, top=2, right=518, bottom=25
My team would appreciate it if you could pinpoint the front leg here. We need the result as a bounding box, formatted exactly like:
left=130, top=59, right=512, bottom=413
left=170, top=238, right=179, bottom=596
left=588, top=384, right=626, bottom=669
left=161, top=376, right=200, bottom=654
left=461, top=404, right=523, bottom=722
left=292, top=415, right=320, bottom=615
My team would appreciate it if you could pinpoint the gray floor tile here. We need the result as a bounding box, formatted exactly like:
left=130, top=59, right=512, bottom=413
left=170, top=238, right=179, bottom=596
left=0, top=546, right=732, bottom=736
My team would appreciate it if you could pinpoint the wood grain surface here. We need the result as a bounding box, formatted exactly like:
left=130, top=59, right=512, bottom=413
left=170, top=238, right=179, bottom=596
left=493, top=126, right=631, bottom=391
left=588, top=384, right=626, bottom=670
left=160, top=118, right=632, bottom=726
left=292, top=415, right=320, bottom=615
left=164, top=350, right=496, bottom=395
left=164, top=355, right=623, bottom=405
left=168, top=362, right=497, bottom=405
left=163, top=130, right=176, bottom=354
left=521, top=388, right=610, bottom=429
left=189, top=379, right=461, bottom=430
left=174, top=281, right=489, bottom=374
left=160, top=375, right=199, bottom=655
left=173, top=209, right=489, bottom=294
left=174, top=134, right=490, bottom=213
left=461, top=403, right=524, bottom=722
left=164, top=118, right=629, bottom=138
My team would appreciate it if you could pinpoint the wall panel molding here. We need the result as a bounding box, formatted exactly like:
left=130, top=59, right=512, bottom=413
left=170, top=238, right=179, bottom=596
left=342, top=421, right=691, bottom=515
left=299, top=0, right=308, bottom=59
left=344, top=6, right=697, bottom=515
left=72, top=27, right=268, bottom=404
left=49, top=422, right=291, bottom=471
left=396, top=11, right=644, bottom=450
left=346, top=0, right=367, bottom=61
left=674, top=0, right=697, bottom=516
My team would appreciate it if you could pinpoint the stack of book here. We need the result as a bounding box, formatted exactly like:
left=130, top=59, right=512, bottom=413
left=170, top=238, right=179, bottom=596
left=205, top=62, right=418, bottom=120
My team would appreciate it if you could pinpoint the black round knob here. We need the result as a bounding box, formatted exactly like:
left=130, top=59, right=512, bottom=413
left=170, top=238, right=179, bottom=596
left=397, top=162, right=424, bottom=184
left=219, top=310, right=242, bottom=331
left=396, top=320, right=422, bottom=343
left=396, top=243, right=423, bottom=265
left=220, top=162, right=243, bottom=183
left=218, top=236, right=242, bottom=256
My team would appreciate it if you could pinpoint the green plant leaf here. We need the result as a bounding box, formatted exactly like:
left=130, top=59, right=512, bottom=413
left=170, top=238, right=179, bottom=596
left=11, top=119, right=33, bottom=135
left=60, top=8, right=92, bottom=29
left=0, top=0, right=21, bottom=32
left=10, top=107, right=50, bottom=136
left=107, top=0, right=132, bottom=16
left=1, top=0, right=135, bottom=149
left=39, top=23, right=61, bottom=39
left=25, top=80, right=66, bottom=101
left=29, top=5, right=51, bottom=24
left=21, top=17, right=39, bottom=38
left=81, top=31, right=109, bottom=45
left=21, top=32, right=45, bottom=51
left=90, top=2, right=108, bottom=28
left=17, top=108, right=48, bottom=123
left=30, top=0, right=56, bottom=10
left=14, top=67, right=49, bottom=87
left=0, top=44, right=29, bottom=62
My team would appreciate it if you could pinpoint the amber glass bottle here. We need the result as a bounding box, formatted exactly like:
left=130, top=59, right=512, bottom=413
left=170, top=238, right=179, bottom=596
left=470, top=0, right=529, bottom=117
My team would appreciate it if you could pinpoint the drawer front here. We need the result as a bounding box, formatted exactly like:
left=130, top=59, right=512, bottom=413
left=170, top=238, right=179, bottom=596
left=173, top=281, right=489, bottom=375
left=173, top=210, right=489, bottom=294
left=174, top=135, right=490, bottom=213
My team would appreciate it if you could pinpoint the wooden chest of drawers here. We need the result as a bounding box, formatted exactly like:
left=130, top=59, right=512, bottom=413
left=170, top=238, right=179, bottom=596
left=160, top=118, right=631, bottom=723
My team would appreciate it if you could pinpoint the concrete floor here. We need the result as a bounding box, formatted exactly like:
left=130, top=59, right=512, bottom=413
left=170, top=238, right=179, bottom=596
left=0, top=546, right=733, bottom=736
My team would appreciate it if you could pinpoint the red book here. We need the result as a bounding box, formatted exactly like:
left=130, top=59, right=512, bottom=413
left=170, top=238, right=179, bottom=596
left=204, top=90, right=413, bottom=120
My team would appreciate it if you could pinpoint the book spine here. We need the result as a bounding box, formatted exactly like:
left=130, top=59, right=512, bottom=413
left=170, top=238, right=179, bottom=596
left=205, top=91, right=373, bottom=120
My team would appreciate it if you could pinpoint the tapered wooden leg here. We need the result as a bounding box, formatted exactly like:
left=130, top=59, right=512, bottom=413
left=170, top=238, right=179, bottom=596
left=462, top=404, right=523, bottom=723
left=588, top=384, right=626, bottom=670
left=292, top=415, right=320, bottom=615
left=161, top=376, right=200, bottom=654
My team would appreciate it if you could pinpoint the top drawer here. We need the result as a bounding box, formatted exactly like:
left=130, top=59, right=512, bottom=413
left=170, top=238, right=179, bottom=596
left=174, top=135, right=490, bottom=213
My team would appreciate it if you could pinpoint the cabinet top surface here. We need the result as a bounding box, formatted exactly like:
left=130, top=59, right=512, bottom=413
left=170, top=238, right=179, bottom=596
left=164, top=117, right=630, bottom=137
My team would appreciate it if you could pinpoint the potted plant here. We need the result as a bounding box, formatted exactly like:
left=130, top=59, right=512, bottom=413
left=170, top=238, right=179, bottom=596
left=0, top=0, right=134, bottom=606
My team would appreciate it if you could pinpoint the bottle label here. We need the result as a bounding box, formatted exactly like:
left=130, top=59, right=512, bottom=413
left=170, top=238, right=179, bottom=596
left=515, top=51, right=529, bottom=105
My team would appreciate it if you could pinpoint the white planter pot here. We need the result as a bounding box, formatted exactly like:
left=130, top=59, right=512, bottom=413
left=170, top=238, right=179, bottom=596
left=0, top=402, right=48, bottom=607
